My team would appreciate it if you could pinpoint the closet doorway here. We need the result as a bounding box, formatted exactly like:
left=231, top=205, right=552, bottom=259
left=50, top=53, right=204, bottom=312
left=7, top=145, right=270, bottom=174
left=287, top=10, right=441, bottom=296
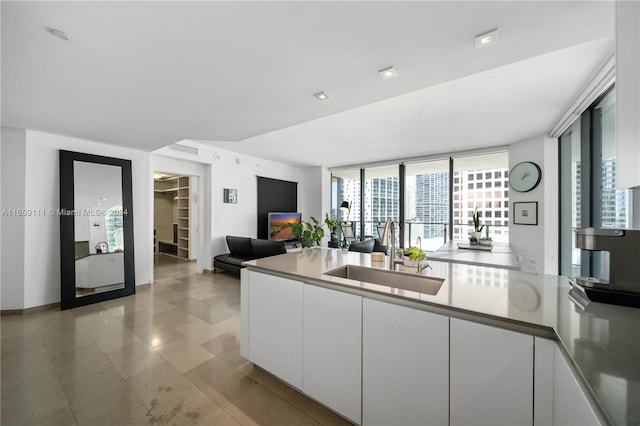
left=153, top=172, right=198, bottom=264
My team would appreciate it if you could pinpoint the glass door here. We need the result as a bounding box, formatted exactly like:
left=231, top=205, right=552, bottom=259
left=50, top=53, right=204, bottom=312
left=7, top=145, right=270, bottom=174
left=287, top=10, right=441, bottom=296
left=363, top=165, right=400, bottom=240
left=404, top=160, right=449, bottom=251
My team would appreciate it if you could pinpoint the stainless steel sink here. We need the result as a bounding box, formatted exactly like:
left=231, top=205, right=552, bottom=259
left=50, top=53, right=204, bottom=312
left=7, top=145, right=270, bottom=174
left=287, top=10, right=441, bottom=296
left=324, top=265, right=444, bottom=295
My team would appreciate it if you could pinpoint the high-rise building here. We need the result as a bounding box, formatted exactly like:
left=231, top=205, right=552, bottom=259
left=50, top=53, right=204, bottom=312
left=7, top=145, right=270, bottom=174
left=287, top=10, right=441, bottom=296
left=451, top=168, right=510, bottom=242
left=335, top=164, right=511, bottom=244
left=601, top=157, right=628, bottom=228
left=414, top=173, right=449, bottom=239
left=364, top=177, right=399, bottom=236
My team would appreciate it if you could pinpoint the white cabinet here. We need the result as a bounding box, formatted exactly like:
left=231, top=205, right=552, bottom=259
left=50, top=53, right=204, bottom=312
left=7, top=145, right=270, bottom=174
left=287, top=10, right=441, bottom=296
left=362, top=298, right=449, bottom=426
left=303, top=284, right=362, bottom=424
left=74, top=253, right=124, bottom=288
left=553, top=345, right=602, bottom=426
left=535, top=337, right=602, bottom=426
left=241, top=269, right=602, bottom=426
left=534, top=337, right=555, bottom=426
left=450, top=318, right=534, bottom=426
left=245, top=270, right=303, bottom=389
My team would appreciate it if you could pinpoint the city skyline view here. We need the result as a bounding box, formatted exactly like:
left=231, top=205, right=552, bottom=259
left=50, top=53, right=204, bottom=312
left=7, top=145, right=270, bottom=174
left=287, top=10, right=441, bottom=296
left=332, top=153, right=510, bottom=250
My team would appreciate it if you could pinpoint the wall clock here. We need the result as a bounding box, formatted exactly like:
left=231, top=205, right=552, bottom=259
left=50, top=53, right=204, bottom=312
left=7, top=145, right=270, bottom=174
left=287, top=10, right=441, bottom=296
left=509, top=161, right=542, bottom=192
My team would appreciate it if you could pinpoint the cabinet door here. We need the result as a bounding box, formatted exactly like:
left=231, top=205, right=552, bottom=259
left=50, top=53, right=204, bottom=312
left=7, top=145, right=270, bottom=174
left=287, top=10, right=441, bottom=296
left=362, top=298, right=449, bottom=426
left=303, top=284, right=362, bottom=424
left=534, top=337, right=555, bottom=426
left=247, top=271, right=303, bottom=389
left=553, top=345, right=602, bottom=426
left=450, top=318, right=533, bottom=426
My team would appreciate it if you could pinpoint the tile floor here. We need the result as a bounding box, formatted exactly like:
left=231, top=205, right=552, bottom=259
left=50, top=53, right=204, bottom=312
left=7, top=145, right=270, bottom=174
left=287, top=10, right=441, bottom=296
left=1, top=255, right=351, bottom=425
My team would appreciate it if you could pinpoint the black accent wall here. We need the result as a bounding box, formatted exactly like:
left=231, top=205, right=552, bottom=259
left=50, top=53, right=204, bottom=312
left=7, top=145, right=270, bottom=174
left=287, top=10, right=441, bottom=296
left=256, top=176, right=298, bottom=239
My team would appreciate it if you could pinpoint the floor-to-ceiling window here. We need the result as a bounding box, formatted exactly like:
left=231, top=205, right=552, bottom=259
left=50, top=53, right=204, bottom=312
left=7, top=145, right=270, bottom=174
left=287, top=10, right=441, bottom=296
left=452, top=152, right=510, bottom=243
left=559, top=118, right=582, bottom=276
left=405, top=159, right=450, bottom=250
left=332, top=169, right=362, bottom=240
left=363, top=165, right=400, bottom=238
left=330, top=149, right=509, bottom=249
left=559, top=87, right=632, bottom=277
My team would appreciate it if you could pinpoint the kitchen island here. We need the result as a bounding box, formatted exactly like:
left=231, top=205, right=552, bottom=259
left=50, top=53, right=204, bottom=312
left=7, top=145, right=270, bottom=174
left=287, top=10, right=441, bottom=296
left=241, top=248, right=639, bottom=425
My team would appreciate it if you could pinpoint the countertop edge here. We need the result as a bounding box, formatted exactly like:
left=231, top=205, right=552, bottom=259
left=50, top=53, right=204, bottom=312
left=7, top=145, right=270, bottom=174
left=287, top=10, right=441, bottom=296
left=248, top=264, right=557, bottom=339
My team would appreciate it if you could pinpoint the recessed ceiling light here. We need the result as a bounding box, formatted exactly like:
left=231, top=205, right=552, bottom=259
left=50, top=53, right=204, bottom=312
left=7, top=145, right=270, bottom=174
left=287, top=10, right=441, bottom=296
left=50, top=29, right=72, bottom=41
left=314, top=91, right=329, bottom=100
left=475, top=29, right=498, bottom=48
left=379, top=66, right=398, bottom=80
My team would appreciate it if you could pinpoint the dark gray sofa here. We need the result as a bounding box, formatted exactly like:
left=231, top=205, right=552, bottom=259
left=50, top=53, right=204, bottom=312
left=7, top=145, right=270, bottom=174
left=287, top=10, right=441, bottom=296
left=213, top=236, right=287, bottom=275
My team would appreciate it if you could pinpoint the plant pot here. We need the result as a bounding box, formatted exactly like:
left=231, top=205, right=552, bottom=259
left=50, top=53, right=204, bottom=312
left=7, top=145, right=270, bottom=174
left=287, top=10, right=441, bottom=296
left=470, top=231, right=482, bottom=241
left=479, top=240, right=492, bottom=246
left=328, top=240, right=340, bottom=248
left=403, top=258, right=419, bottom=267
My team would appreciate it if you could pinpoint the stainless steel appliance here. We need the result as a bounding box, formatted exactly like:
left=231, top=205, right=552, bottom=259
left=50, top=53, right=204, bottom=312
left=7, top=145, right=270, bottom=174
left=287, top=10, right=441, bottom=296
left=569, top=228, right=640, bottom=308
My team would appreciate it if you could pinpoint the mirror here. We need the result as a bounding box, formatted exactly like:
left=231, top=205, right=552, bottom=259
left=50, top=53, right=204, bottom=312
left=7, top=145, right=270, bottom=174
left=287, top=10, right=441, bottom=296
left=60, top=151, right=135, bottom=310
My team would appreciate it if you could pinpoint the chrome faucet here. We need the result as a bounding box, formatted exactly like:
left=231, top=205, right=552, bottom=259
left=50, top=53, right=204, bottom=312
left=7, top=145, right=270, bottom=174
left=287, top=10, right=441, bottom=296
left=380, top=219, right=397, bottom=271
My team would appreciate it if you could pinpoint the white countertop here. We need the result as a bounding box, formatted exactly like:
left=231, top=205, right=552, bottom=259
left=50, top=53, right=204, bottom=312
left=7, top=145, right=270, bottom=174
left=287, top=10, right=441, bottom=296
left=244, top=248, right=640, bottom=425
left=427, top=240, right=521, bottom=270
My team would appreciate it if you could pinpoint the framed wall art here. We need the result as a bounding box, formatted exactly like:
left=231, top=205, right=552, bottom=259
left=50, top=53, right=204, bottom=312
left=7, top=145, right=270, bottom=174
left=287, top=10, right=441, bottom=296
left=223, top=188, right=237, bottom=204
left=513, top=201, right=538, bottom=225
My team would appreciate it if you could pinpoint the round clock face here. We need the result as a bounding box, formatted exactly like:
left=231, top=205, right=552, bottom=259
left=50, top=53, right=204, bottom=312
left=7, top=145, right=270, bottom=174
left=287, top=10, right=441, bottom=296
left=509, top=161, right=541, bottom=192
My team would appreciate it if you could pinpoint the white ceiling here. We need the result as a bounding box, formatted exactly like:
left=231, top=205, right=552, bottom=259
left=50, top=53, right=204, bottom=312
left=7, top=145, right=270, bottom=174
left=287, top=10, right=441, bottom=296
left=1, top=1, right=615, bottom=168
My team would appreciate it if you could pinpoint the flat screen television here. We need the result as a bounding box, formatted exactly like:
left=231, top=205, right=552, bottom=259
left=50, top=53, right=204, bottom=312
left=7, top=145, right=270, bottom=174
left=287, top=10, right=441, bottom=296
left=268, top=212, right=301, bottom=242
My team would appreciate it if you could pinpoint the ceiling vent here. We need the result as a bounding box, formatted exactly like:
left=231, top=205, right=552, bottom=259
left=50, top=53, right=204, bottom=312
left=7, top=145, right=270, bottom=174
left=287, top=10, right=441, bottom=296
left=168, top=144, right=198, bottom=155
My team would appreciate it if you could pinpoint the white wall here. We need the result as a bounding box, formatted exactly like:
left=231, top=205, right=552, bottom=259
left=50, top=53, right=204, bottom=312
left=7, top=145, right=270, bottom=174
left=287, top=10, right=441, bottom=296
left=2, top=130, right=153, bottom=309
left=508, top=135, right=558, bottom=275
left=615, top=0, right=640, bottom=189
left=3, top=131, right=308, bottom=309
left=303, top=166, right=332, bottom=244
left=1, top=128, right=27, bottom=309
left=153, top=142, right=317, bottom=269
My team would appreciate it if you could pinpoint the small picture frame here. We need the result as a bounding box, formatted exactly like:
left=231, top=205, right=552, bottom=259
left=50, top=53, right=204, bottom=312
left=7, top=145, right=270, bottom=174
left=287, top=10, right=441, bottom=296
left=223, top=188, right=237, bottom=204
left=513, top=202, right=538, bottom=225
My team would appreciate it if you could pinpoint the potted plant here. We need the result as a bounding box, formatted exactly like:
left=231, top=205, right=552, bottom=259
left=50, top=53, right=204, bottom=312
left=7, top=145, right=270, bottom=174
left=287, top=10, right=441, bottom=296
left=479, top=236, right=493, bottom=246
left=324, top=213, right=341, bottom=248
left=403, top=246, right=427, bottom=266
left=292, top=216, right=325, bottom=248
left=470, top=208, right=484, bottom=243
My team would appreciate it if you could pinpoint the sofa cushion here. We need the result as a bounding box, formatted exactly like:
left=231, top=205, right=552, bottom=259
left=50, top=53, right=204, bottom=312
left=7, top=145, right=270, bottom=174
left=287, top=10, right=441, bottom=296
left=225, top=236, right=254, bottom=258
left=348, top=238, right=376, bottom=253
left=251, top=239, right=287, bottom=259
left=213, top=253, right=231, bottom=263
left=373, top=238, right=389, bottom=254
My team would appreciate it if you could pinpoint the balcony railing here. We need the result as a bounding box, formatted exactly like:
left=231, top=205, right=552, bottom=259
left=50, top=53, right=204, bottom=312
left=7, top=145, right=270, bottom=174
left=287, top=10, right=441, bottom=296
left=342, top=220, right=509, bottom=251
